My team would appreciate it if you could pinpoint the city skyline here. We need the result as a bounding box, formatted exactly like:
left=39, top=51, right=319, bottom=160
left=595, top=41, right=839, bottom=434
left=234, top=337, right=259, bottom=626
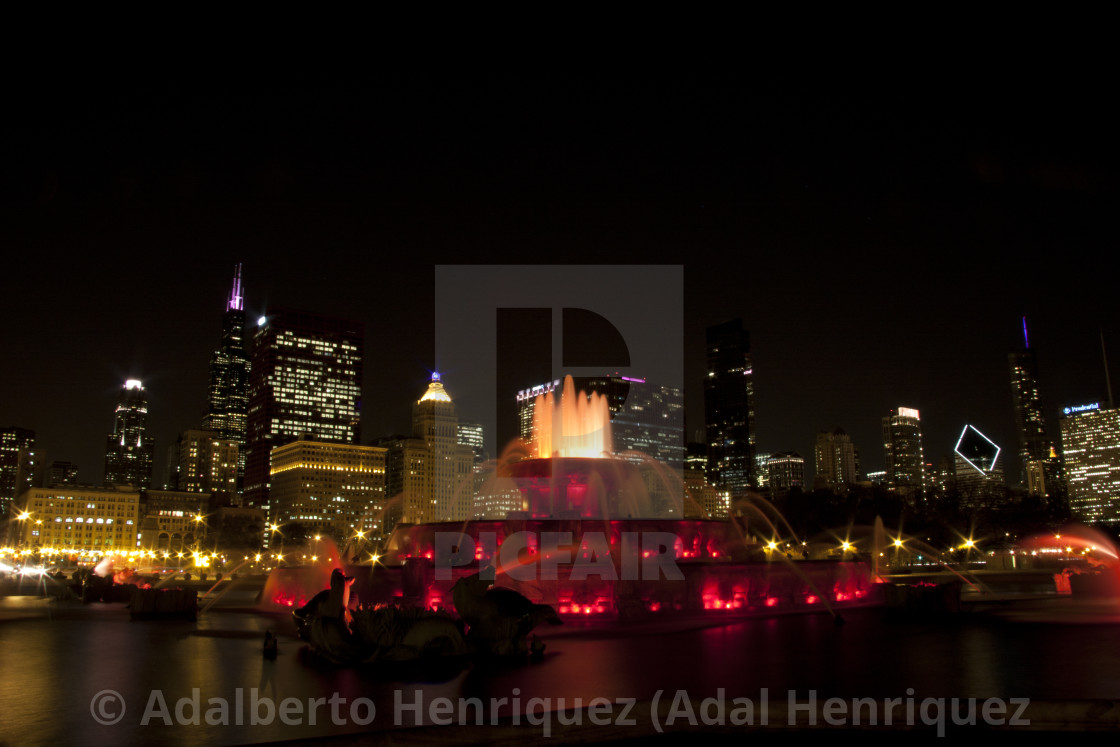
left=3, top=74, right=1119, bottom=491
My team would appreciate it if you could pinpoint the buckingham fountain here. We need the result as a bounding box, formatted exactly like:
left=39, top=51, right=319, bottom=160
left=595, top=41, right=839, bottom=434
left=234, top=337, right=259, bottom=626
left=264, top=375, right=875, bottom=624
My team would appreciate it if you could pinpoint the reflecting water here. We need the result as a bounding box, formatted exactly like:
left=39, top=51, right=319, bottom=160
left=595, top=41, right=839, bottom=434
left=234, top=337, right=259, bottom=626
left=4, top=595, right=1120, bottom=745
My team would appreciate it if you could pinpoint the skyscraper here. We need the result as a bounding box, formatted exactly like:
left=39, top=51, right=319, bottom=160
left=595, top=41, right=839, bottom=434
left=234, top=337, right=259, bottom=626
left=104, top=380, right=154, bottom=489
left=1009, top=317, right=1059, bottom=493
left=705, top=319, right=756, bottom=498
left=203, top=264, right=250, bottom=488
left=243, top=309, right=363, bottom=512
left=171, top=429, right=239, bottom=496
left=0, top=427, right=35, bottom=518
left=384, top=373, right=475, bottom=525
left=1060, top=402, right=1120, bottom=523
left=882, top=406, right=924, bottom=498
left=814, top=427, right=858, bottom=491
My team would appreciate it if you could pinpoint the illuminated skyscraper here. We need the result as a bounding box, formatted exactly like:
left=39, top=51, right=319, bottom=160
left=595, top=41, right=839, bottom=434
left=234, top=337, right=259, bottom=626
left=1008, top=317, right=1059, bottom=494
left=1060, top=402, right=1120, bottom=523
left=0, top=427, right=35, bottom=518
left=384, top=373, right=475, bottom=525
left=104, top=380, right=154, bottom=489
left=705, top=319, right=756, bottom=497
left=882, top=407, right=924, bottom=498
left=203, top=264, right=250, bottom=486
left=243, top=309, right=363, bottom=512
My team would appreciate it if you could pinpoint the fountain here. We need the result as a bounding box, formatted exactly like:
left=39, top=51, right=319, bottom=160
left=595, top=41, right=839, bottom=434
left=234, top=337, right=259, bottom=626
left=258, top=535, right=346, bottom=611
left=367, top=375, right=874, bottom=623
left=1019, top=524, right=1120, bottom=598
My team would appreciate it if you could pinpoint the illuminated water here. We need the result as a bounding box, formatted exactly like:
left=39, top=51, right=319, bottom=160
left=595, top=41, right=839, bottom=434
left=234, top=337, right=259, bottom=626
left=5, top=585, right=1120, bottom=745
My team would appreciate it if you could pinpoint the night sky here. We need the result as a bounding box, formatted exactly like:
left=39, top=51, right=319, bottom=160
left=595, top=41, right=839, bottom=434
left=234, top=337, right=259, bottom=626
left=3, top=71, right=1118, bottom=486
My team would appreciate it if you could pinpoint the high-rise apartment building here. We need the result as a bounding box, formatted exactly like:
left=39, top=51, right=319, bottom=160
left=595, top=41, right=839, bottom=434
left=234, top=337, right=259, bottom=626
left=882, top=407, right=924, bottom=498
left=104, top=380, right=154, bottom=489
left=269, top=440, right=388, bottom=544
left=705, top=319, right=756, bottom=497
left=1009, top=318, right=1060, bottom=493
left=203, top=264, right=250, bottom=487
left=1060, top=402, right=1120, bottom=523
left=1, top=427, right=35, bottom=518
left=814, top=427, right=858, bottom=490
left=243, top=309, right=363, bottom=512
left=384, top=373, right=475, bottom=526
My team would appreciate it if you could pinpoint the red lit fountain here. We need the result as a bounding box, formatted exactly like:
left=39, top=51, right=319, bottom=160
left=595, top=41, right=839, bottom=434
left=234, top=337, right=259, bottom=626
left=371, top=375, right=875, bottom=623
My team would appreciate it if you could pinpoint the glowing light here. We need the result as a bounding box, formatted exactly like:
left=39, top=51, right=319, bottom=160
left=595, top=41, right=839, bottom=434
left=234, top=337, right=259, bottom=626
left=125, top=379, right=143, bottom=390
left=898, top=407, right=920, bottom=419
left=419, top=374, right=452, bottom=403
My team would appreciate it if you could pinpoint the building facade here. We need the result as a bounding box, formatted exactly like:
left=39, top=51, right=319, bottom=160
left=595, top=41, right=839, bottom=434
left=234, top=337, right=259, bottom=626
left=814, top=427, right=859, bottom=491
left=704, top=319, right=756, bottom=497
left=203, top=264, right=250, bottom=488
left=767, top=452, right=805, bottom=498
left=268, top=440, right=388, bottom=544
left=137, top=489, right=211, bottom=553
left=243, top=309, right=363, bottom=513
left=17, top=485, right=140, bottom=551
left=104, top=380, right=154, bottom=489
left=168, top=429, right=239, bottom=496
left=1060, top=402, right=1120, bottom=523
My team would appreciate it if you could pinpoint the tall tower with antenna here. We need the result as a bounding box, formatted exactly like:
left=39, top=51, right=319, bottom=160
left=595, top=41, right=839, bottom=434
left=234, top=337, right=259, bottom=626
left=1008, top=316, right=1059, bottom=495
left=203, top=264, right=250, bottom=491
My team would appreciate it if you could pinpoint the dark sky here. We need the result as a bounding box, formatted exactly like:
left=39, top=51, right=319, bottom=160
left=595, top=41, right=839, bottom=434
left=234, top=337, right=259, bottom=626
left=2, top=71, right=1118, bottom=486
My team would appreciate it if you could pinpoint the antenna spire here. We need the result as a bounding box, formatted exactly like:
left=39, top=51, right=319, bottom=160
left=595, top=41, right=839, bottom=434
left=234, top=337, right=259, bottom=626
left=1022, top=315, right=1029, bottom=349
left=1103, top=330, right=1114, bottom=409
left=227, top=263, right=244, bottom=312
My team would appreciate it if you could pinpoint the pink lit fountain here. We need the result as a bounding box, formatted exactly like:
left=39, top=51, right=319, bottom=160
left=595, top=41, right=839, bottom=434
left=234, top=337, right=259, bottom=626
left=374, top=375, right=874, bottom=623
